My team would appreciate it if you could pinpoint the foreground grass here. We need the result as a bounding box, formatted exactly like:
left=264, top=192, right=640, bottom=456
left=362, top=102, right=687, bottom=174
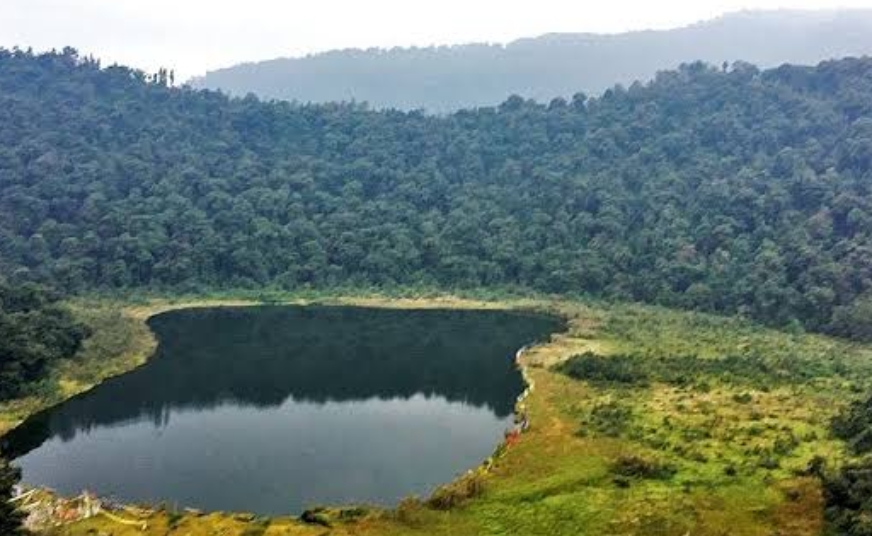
left=5, top=293, right=870, bottom=535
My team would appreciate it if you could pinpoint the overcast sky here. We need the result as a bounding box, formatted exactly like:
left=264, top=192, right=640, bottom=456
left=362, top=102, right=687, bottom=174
left=3, top=0, right=872, bottom=80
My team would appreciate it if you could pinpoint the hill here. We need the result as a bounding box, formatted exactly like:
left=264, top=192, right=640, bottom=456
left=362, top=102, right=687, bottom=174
left=192, top=9, right=872, bottom=112
left=3, top=49, right=872, bottom=339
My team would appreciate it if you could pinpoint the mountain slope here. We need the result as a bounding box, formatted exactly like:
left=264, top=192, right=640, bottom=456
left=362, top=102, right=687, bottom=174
left=192, top=9, right=872, bottom=112
left=4, top=49, right=872, bottom=338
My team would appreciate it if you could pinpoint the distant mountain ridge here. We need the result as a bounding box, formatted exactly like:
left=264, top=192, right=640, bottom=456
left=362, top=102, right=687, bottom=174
left=191, top=9, right=872, bottom=112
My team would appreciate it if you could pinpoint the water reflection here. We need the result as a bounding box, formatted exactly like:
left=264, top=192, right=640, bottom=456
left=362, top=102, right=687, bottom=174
left=2, top=306, right=561, bottom=514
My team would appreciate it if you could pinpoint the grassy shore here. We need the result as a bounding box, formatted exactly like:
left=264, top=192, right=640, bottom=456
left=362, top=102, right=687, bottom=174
left=0, top=301, right=155, bottom=436
left=5, top=292, right=870, bottom=535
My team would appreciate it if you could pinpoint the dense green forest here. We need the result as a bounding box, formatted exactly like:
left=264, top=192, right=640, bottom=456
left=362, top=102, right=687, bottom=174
left=3, top=48, right=872, bottom=338
left=0, top=281, right=87, bottom=400
left=193, top=10, right=872, bottom=112
left=0, top=280, right=86, bottom=534
left=0, top=460, right=24, bottom=535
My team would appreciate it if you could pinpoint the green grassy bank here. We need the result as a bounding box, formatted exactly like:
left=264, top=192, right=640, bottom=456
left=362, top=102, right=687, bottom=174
left=3, top=293, right=869, bottom=535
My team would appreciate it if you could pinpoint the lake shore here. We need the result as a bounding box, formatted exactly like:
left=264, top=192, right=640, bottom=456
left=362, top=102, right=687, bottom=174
left=4, top=292, right=866, bottom=535
left=0, top=292, right=545, bottom=436
left=1, top=293, right=579, bottom=533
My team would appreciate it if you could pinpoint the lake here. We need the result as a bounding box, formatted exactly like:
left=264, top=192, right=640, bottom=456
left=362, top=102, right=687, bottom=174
left=2, top=305, right=561, bottom=515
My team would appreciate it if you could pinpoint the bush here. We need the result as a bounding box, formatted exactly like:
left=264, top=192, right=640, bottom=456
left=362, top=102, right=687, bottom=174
left=300, top=507, right=331, bottom=527
left=557, top=352, right=648, bottom=385
left=394, top=497, right=425, bottom=525
left=758, top=455, right=780, bottom=470
left=337, top=507, right=368, bottom=521
left=427, top=473, right=486, bottom=510
left=823, top=458, right=872, bottom=535
left=732, top=392, right=754, bottom=404
left=0, top=460, right=24, bottom=536
left=611, top=455, right=677, bottom=481
left=556, top=349, right=829, bottom=391
left=831, top=394, right=872, bottom=454
left=579, top=400, right=634, bottom=437
left=166, top=510, right=184, bottom=529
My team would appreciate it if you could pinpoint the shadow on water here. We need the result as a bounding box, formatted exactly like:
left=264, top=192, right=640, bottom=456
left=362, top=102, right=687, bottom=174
left=2, top=305, right=562, bottom=514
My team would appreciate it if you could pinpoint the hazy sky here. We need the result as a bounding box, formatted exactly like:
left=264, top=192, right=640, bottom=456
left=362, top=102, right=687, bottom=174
left=3, top=0, right=872, bottom=79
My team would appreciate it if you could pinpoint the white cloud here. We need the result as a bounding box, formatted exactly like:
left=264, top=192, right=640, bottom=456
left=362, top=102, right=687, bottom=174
left=2, top=0, right=872, bottom=79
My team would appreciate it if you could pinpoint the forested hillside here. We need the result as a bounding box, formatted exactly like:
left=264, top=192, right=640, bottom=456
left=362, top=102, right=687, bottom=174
left=0, top=281, right=87, bottom=400
left=3, top=48, right=872, bottom=338
left=192, top=9, right=872, bottom=112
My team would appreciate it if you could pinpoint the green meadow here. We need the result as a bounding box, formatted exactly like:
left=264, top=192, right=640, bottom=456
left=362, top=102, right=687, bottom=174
left=3, top=293, right=866, bottom=535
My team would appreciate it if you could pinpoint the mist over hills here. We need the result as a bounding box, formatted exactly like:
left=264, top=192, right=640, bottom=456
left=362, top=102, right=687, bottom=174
left=191, top=9, right=872, bottom=112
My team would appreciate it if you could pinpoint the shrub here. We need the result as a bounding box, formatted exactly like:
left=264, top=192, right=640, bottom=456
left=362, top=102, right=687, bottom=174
left=611, top=455, right=677, bottom=480
left=823, top=458, right=872, bottom=535
left=166, top=510, right=184, bottom=529
left=427, top=473, right=486, bottom=510
left=557, top=352, right=647, bottom=385
left=732, top=392, right=754, bottom=404
left=0, top=461, right=24, bottom=536
left=394, top=497, right=425, bottom=525
left=831, top=394, right=872, bottom=454
left=338, top=507, right=368, bottom=520
left=556, top=349, right=828, bottom=391
left=803, top=455, right=827, bottom=477
left=578, top=400, right=634, bottom=438
left=758, top=455, right=780, bottom=470
left=300, top=507, right=331, bottom=527
left=773, top=433, right=799, bottom=455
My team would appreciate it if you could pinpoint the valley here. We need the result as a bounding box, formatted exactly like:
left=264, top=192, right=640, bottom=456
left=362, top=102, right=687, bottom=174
left=3, top=14, right=872, bottom=533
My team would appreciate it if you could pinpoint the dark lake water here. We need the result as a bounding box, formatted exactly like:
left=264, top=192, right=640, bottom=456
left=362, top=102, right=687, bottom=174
left=2, top=305, right=560, bottom=515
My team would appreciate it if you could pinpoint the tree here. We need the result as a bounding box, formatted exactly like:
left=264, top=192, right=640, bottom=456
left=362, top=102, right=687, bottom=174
left=0, top=281, right=88, bottom=400
left=0, top=460, right=24, bottom=535
left=3, top=49, right=872, bottom=340
left=831, top=296, right=872, bottom=342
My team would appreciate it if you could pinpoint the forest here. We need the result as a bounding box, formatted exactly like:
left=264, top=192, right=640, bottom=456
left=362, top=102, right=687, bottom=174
left=0, top=281, right=87, bottom=400
left=3, top=48, right=872, bottom=344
